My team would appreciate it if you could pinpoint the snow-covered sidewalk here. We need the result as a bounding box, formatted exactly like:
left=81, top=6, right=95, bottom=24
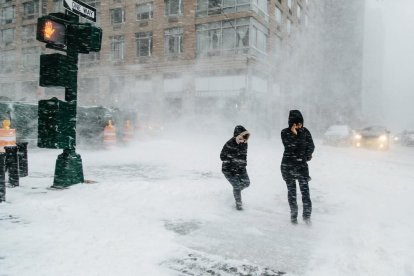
left=1, top=137, right=414, bottom=275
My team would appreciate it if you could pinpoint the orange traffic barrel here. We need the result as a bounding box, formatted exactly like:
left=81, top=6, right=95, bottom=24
left=0, top=120, right=16, bottom=153
left=103, top=120, right=116, bottom=149
left=122, top=120, right=134, bottom=143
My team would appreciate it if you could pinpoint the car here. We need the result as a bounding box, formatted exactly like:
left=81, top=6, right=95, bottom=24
left=323, top=125, right=354, bottom=146
left=390, top=132, right=402, bottom=144
left=353, top=126, right=391, bottom=150
left=400, top=130, right=414, bottom=146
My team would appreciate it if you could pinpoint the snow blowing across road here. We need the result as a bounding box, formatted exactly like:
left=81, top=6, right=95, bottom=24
left=1, top=135, right=414, bottom=276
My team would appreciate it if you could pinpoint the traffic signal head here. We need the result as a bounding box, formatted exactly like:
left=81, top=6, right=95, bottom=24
left=67, top=23, right=102, bottom=53
left=37, top=15, right=66, bottom=48
left=37, top=13, right=102, bottom=54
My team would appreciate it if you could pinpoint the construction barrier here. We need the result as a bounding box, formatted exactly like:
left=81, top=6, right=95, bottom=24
left=0, top=120, right=16, bottom=152
left=122, top=120, right=134, bottom=144
left=103, top=120, right=116, bottom=149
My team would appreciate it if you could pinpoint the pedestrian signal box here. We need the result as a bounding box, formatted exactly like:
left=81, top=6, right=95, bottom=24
left=39, top=53, right=74, bottom=88
left=36, top=15, right=66, bottom=48
left=38, top=97, right=76, bottom=149
left=67, top=23, right=102, bottom=53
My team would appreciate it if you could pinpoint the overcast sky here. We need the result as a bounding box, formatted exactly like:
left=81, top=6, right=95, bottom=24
left=367, top=0, right=414, bottom=131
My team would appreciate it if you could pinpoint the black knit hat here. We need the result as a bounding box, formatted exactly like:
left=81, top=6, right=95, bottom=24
left=288, top=110, right=304, bottom=127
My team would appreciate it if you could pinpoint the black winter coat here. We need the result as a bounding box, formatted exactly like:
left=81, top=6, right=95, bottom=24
left=281, top=127, right=314, bottom=180
left=220, top=126, right=249, bottom=174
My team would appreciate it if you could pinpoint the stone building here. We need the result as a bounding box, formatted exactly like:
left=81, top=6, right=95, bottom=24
left=0, top=0, right=312, bottom=128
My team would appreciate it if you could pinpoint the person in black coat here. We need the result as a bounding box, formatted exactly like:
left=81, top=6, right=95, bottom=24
left=220, top=125, right=251, bottom=210
left=281, top=110, right=315, bottom=224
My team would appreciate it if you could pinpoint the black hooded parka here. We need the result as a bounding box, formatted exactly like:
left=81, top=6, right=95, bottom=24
left=281, top=110, right=315, bottom=181
left=220, top=125, right=249, bottom=175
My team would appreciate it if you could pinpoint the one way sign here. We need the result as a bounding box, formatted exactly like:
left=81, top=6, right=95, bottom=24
left=63, top=0, right=96, bottom=22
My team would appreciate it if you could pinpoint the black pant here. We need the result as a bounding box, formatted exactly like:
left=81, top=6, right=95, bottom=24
left=223, top=169, right=250, bottom=203
left=285, top=176, right=312, bottom=219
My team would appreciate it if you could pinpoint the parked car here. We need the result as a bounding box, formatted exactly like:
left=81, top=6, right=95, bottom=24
left=323, top=125, right=354, bottom=146
left=353, top=126, right=391, bottom=150
left=400, top=130, right=414, bottom=146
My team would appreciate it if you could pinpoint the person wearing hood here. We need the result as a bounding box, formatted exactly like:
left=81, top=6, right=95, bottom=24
left=281, top=110, right=315, bottom=224
left=220, top=125, right=251, bottom=210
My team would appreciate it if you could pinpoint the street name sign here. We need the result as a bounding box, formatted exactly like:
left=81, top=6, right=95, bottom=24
left=63, top=0, right=96, bottom=22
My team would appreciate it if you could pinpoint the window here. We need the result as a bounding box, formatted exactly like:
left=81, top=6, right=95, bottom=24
left=136, top=2, right=153, bottom=20
left=297, top=4, right=301, bottom=19
left=252, top=26, right=267, bottom=52
left=23, top=0, right=41, bottom=19
left=110, top=35, right=124, bottom=61
left=196, top=0, right=250, bottom=17
left=287, top=0, right=292, bottom=10
left=0, top=50, right=15, bottom=73
left=136, top=32, right=152, bottom=57
left=196, top=18, right=250, bottom=56
left=21, top=24, right=36, bottom=41
left=22, top=47, right=40, bottom=70
left=1, top=6, right=15, bottom=24
left=164, top=27, right=183, bottom=55
left=110, top=8, right=125, bottom=24
left=208, top=0, right=221, bottom=15
left=53, top=0, right=64, bottom=12
left=0, top=28, right=14, bottom=46
left=252, top=0, right=268, bottom=17
left=305, top=14, right=308, bottom=26
left=165, top=0, right=182, bottom=16
left=275, top=6, right=282, bottom=24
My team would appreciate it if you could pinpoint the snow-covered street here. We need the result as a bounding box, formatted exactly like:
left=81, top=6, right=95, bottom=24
left=1, top=135, right=414, bottom=276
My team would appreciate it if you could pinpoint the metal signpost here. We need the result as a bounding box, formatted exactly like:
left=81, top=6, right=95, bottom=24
left=36, top=0, right=102, bottom=188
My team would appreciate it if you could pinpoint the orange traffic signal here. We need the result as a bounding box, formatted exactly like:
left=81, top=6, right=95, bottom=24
left=37, top=15, right=66, bottom=47
left=44, top=21, right=56, bottom=39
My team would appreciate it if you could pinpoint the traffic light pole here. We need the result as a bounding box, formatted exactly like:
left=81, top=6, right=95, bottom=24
left=36, top=11, right=102, bottom=188
left=52, top=17, right=84, bottom=188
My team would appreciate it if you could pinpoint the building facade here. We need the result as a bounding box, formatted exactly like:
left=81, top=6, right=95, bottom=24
left=0, top=0, right=311, bottom=128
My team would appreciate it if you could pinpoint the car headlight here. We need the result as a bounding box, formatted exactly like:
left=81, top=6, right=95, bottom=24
left=379, top=135, right=388, bottom=142
left=354, top=134, right=362, bottom=140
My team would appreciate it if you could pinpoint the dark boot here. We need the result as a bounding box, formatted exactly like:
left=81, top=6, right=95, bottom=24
left=236, top=201, right=243, bottom=210
left=303, top=216, right=312, bottom=225
left=233, top=188, right=242, bottom=210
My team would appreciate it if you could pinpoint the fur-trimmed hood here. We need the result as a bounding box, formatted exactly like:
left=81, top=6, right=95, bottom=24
left=233, top=125, right=250, bottom=143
